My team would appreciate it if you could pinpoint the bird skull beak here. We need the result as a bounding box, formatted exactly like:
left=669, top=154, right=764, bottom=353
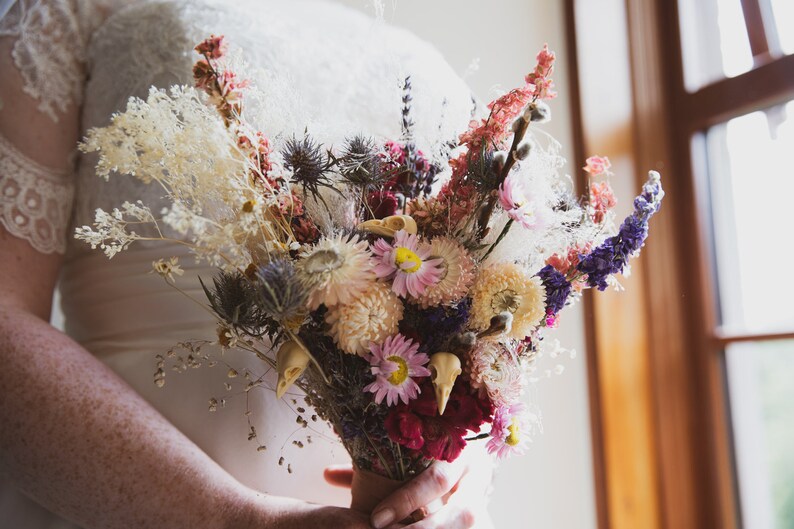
left=428, top=352, right=462, bottom=415
left=276, top=340, right=310, bottom=399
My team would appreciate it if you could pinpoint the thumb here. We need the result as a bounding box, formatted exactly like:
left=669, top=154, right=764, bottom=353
left=323, top=464, right=354, bottom=488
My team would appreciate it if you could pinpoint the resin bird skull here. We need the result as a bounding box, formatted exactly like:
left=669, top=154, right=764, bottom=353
left=357, top=214, right=418, bottom=238
left=276, top=340, right=310, bottom=399
left=429, top=352, right=462, bottom=415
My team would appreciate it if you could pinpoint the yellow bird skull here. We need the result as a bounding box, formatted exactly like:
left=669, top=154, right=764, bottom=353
left=429, top=352, right=462, bottom=415
left=357, top=214, right=418, bottom=238
left=276, top=340, right=310, bottom=399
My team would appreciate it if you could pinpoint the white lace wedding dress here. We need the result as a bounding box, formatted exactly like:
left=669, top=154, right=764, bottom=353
left=0, top=0, right=474, bottom=526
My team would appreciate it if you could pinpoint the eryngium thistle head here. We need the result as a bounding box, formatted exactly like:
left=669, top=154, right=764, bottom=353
left=254, top=258, right=308, bottom=321
left=282, top=135, right=332, bottom=199
left=201, top=271, right=263, bottom=328
left=337, top=135, right=388, bottom=189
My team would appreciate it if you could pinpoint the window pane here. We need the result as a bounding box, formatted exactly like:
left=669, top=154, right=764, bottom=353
left=678, top=0, right=753, bottom=91
left=706, top=101, right=794, bottom=334
left=726, top=340, right=794, bottom=529
left=770, top=0, right=794, bottom=55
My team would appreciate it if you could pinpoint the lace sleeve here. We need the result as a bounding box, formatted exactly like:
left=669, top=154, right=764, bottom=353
left=0, top=135, right=74, bottom=253
left=0, top=0, right=94, bottom=254
left=0, top=0, right=94, bottom=121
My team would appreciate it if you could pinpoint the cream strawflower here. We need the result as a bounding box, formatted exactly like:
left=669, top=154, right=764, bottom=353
left=325, top=281, right=404, bottom=355
left=469, top=262, right=546, bottom=339
left=298, top=233, right=375, bottom=310
left=467, top=341, right=524, bottom=406
left=413, top=237, right=475, bottom=309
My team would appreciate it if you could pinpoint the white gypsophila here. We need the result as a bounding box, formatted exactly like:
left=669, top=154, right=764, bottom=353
left=74, top=201, right=157, bottom=258
left=80, top=86, right=249, bottom=210
left=483, top=131, right=589, bottom=268
left=525, top=337, right=577, bottom=383
left=151, top=257, right=184, bottom=283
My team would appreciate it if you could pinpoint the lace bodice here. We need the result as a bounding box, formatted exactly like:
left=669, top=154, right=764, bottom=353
left=0, top=0, right=474, bottom=256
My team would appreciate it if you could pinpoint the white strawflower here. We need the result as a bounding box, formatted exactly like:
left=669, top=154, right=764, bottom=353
left=298, top=233, right=375, bottom=310
left=467, top=341, right=524, bottom=406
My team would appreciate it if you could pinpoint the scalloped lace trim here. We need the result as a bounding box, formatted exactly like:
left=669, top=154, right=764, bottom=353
left=0, top=0, right=91, bottom=122
left=0, top=135, right=74, bottom=254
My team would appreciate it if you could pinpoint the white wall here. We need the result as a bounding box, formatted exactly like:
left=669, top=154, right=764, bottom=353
left=329, top=1, right=596, bottom=527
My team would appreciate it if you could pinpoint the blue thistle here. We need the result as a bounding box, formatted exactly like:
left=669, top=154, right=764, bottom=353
left=254, top=259, right=308, bottom=321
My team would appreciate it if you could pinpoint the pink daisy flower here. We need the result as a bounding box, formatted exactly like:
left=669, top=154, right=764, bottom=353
left=497, top=174, right=544, bottom=229
left=371, top=230, right=444, bottom=298
left=364, top=334, right=431, bottom=406
left=487, top=402, right=532, bottom=459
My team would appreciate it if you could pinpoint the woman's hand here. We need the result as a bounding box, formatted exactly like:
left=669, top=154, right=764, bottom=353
left=325, top=444, right=496, bottom=529
left=246, top=493, right=374, bottom=529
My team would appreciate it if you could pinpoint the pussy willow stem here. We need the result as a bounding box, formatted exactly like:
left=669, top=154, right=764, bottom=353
left=475, top=98, right=535, bottom=239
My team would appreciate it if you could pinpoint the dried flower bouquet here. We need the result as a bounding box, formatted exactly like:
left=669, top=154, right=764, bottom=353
left=76, top=35, right=664, bottom=512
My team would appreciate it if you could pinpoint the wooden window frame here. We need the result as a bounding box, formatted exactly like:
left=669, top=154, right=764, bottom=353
left=566, top=0, right=794, bottom=528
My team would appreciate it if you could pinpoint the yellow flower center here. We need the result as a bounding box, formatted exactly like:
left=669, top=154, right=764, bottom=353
left=395, top=247, right=422, bottom=273
left=505, top=417, right=521, bottom=446
left=491, top=288, right=521, bottom=314
left=387, top=355, right=409, bottom=385
left=242, top=199, right=256, bottom=213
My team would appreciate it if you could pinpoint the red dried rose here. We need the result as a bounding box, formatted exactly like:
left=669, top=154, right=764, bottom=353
left=384, top=379, right=493, bottom=462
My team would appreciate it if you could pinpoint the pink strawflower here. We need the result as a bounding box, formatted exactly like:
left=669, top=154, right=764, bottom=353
left=498, top=174, right=544, bottom=229
left=589, top=180, right=617, bottom=224
left=583, top=155, right=611, bottom=176
left=371, top=230, right=444, bottom=298
left=487, top=402, right=531, bottom=459
left=364, top=334, right=431, bottom=406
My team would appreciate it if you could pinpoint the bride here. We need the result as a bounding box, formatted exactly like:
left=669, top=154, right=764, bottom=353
left=0, top=0, right=496, bottom=527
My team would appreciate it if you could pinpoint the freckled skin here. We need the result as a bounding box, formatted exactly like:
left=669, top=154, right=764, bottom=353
left=0, top=37, right=371, bottom=527
left=0, top=230, right=375, bottom=529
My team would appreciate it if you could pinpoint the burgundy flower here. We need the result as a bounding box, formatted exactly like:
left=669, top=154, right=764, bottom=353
left=192, top=59, right=214, bottom=90
left=367, top=190, right=398, bottom=219
left=384, top=410, right=424, bottom=450
left=384, top=379, right=493, bottom=462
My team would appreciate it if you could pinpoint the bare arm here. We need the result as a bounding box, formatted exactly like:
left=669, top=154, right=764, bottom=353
left=0, top=27, right=370, bottom=529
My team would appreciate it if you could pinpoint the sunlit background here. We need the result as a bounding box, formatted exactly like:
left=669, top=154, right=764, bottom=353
left=680, top=0, right=794, bottom=527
